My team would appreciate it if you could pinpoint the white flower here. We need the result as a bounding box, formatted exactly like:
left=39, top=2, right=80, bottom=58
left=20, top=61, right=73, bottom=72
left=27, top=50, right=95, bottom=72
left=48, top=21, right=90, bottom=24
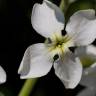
left=0, top=66, right=6, bottom=84
left=18, top=0, right=96, bottom=89
left=75, top=45, right=96, bottom=96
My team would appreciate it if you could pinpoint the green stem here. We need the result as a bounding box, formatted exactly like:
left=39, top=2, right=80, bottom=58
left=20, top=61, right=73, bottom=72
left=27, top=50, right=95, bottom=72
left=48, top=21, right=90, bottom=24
left=59, top=0, right=64, bottom=12
left=59, top=0, right=69, bottom=13
left=18, top=79, right=38, bottom=96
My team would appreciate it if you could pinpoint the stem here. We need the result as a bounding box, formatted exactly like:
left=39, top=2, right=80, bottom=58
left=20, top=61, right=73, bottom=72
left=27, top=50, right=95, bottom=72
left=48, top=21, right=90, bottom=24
left=59, top=0, right=69, bottom=13
left=18, top=79, right=37, bottom=96
left=59, top=0, right=64, bottom=12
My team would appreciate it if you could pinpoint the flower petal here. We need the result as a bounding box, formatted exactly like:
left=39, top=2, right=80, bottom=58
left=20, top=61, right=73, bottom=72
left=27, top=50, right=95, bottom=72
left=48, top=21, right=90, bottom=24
left=80, top=63, right=96, bottom=87
left=54, top=52, right=82, bottom=89
left=31, top=0, right=64, bottom=38
left=75, top=45, right=96, bottom=57
left=0, top=66, right=6, bottom=84
left=76, top=45, right=96, bottom=95
left=18, top=43, right=52, bottom=79
left=78, top=64, right=96, bottom=95
left=75, top=45, right=96, bottom=67
left=66, top=9, right=96, bottom=46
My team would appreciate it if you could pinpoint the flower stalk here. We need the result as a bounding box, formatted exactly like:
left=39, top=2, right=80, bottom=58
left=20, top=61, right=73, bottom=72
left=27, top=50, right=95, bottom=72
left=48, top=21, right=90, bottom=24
left=59, top=0, right=69, bottom=13
left=18, top=79, right=37, bottom=96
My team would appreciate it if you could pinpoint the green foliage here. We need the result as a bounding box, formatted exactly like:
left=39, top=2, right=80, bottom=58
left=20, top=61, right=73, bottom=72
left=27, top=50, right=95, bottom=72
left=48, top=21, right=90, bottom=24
left=65, top=0, right=95, bottom=22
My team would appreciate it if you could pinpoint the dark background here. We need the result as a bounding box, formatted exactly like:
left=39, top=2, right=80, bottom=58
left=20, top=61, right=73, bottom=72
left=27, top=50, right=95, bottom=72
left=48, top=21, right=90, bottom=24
left=0, top=0, right=95, bottom=96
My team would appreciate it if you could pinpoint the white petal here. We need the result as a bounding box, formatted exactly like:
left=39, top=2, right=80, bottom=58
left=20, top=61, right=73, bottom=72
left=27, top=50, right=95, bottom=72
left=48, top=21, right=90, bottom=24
left=76, top=45, right=96, bottom=92
left=75, top=45, right=96, bottom=67
left=80, top=63, right=96, bottom=87
left=77, top=88, right=96, bottom=96
left=66, top=9, right=96, bottom=46
left=54, top=52, right=82, bottom=89
left=0, top=66, right=6, bottom=84
left=78, top=66, right=96, bottom=95
left=31, top=0, right=64, bottom=38
left=75, top=45, right=96, bottom=57
left=18, top=43, right=52, bottom=79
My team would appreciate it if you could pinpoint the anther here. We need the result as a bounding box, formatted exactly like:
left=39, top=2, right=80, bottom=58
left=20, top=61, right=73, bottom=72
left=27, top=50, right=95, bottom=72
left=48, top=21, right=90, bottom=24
left=47, top=38, right=52, bottom=44
left=53, top=54, right=59, bottom=61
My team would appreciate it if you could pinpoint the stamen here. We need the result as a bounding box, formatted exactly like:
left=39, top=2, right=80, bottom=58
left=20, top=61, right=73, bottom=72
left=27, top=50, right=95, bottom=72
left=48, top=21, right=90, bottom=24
left=69, top=47, right=77, bottom=53
left=61, top=30, right=66, bottom=36
left=47, top=38, right=52, bottom=44
left=45, top=37, right=52, bottom=45
left=53, top=54, right=59, bottom=61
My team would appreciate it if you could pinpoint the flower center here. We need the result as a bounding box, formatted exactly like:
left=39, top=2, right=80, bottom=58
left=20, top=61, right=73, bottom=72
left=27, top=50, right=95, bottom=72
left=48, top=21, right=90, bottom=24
left=45, top=33, right=73, bottom=58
